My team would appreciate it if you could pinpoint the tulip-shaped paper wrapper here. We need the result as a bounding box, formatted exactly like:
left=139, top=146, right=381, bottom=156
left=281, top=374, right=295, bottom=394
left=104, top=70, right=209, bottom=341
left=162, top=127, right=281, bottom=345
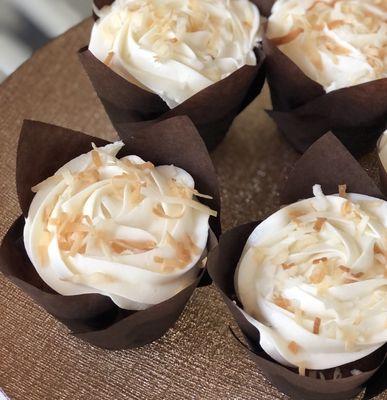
left=251, top=0, right=387, bottom=156
left=79, top=0, right=266, bottom=151
left=0, top=116, right=220, bottom=349
left=208, top=133, right=386, bottom=400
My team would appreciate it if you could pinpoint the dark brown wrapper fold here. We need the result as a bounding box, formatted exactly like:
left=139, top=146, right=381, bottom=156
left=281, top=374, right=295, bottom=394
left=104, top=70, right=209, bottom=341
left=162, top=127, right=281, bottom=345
left=81, top=1, right=266, bottom=151
left=281, top=133, right=383, bottom=203
left=251, top=0, right=387, bottom=156
left=0, top=118, right=220, bottom=349
left=207, top=132, right=387, bottom=399
left=250, top=0, right=275, bottom=17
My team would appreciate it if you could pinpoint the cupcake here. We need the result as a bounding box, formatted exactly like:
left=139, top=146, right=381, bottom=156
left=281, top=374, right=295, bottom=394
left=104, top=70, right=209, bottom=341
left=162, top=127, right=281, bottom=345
left=80, top=0, right=266, bottom=150
left=208, top=133, right=386, bottom=399
left=254, top=0, right=387, bottom=155
left=236, top=184, right=387, bottom=372
left=1, top=116, right=220, bottom=349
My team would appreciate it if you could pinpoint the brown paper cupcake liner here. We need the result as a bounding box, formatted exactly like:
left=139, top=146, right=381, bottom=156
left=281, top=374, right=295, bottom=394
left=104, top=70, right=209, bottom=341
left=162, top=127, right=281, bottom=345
left=252, top=0, right=387, bottom=156
left=207, top=132, right=387, bottom=399
left=80, top=0, right=266, bottom=151
left=0, top=117, right=220, bottom=349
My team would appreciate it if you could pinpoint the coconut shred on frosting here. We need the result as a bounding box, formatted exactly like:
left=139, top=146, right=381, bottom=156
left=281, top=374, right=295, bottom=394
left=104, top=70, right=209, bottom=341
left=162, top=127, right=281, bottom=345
left=379, top=130, right=387, bottom=171
left=267, top=0, right=387, bottom=92
left=235, top=185, right=387, bottom=371
left=24, top=141, right=216, bottom=310
left=89, top=0, right=261, bottom=108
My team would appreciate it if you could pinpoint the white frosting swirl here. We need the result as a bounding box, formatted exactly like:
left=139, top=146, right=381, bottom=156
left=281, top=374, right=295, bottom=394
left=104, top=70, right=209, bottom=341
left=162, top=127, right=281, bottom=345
left=267, top=0, right=387, bottom=92
left=89, top=0, right=261, bottom=108
left=379, top=130, right=387, bottom=172
left=236, top=185, right=387, bottom=370
left=24, top=141, right=216, bottom=310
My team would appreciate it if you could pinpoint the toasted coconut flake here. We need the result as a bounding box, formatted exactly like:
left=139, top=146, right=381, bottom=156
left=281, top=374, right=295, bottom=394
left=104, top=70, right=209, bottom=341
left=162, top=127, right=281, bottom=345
left=168, top=179, right=192, bottom=199
left=100, top=202, right=112, bottom=219
left=166, top=232, right=191, bottom=264
left=274, top=295, right=291, bottom=310
left=111, top=173, right=131, bottom=186
left=327, top=19, right=345, bottom=29
left=338, top=184, right=347, bottom=198
left=77, top=168, right=100, bottom=184
left=37, top=230, right=52, bottom=266
left=313, top=317, right=321, bottom=334
left=339, top=265, right=351, bottom=273
left=288, top=210, right=305, bottom=219
left=137, top=161, right=155, bottom=170
left=325, top=41, right=350, bottom=56
left=58, top=240, right=71, bottom=252
left=312, top=257, right=328, bottom=264
left=91, top=150, right=102, bottom=168
left=318, top=372, right=326, bottom=380
left=281, top=262, right=296, bottom=270
left=341, top=200, right=353, bottom=216
left=201, top=256, right=208, bottom=268
left=298, top=363, right=306, bottom=376
left=152, top=203, right=185, bottom=219
left=130, top=182, right=144, bottom=204
left=103, top=51, right=115, bottom=66
left=51, top=212, right=69, bottom=230
left=69, top=222, right=91, bottom=233
left=160, top=258, right=186, bottom=272
left=110, top=239, right=156, bottom=254
left=192, top=189, right=213, bottom=199
left=313, top=218, right=327, bottom=232
left=142, top=189, right=217, bottom=217
left=344, top=277, right=358, bottom=284
left=271, top=27, right=304, bottom=46
left=288, top=341, right=300, bottom=354
left=82, top=215, right=93, bottom=226
left=69, top=231, right=87, bottom=257
left=374, top=243, right=386, bottom=255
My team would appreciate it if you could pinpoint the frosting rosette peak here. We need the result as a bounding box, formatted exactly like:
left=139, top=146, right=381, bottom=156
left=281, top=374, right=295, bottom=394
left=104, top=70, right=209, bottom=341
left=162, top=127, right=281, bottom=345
left=235, top=184, right=387, bottom=371
left=89, top=0, right=262, bottom=107
left=23, top=140, right=216, bottom=311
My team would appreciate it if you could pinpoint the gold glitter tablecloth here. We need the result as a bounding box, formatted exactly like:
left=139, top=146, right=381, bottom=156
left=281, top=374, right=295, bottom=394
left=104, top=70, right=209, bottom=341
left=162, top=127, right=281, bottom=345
left=0, top=19, right=385, bottom=400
